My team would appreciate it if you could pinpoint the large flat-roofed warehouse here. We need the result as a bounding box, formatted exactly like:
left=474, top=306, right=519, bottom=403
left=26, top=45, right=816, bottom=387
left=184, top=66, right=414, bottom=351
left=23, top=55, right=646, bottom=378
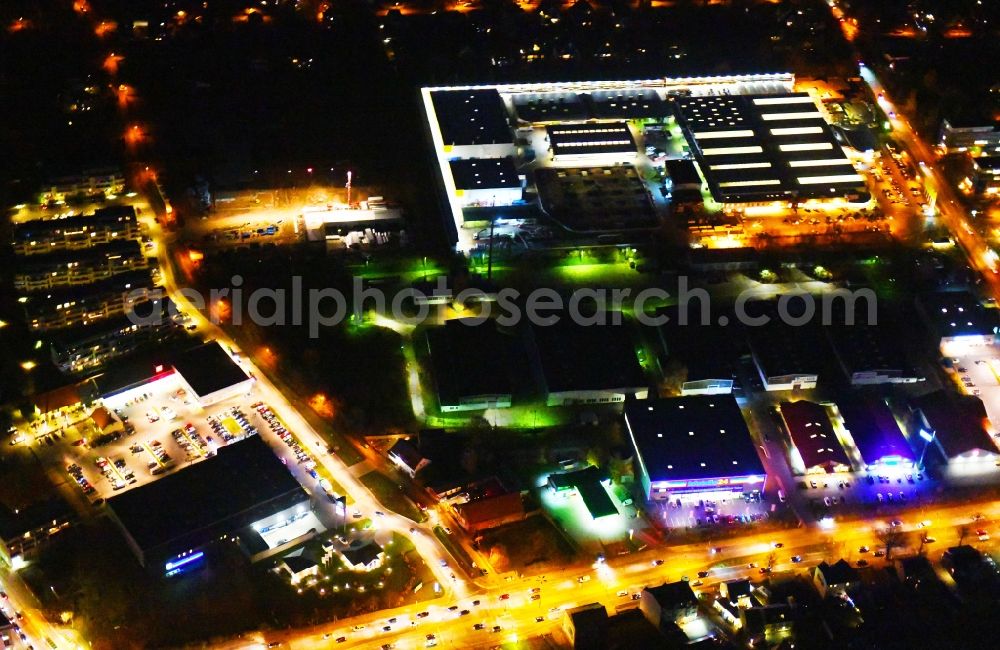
left=744, top=303, right=826, bottom=391
left=909, top=391, right=999, bottom=465
left=778, top=401, right=851, bottom=474
left=916, top=290, right=999, bottom=352
left=425, top=318, right=527, bottom=412
left=448, top=158, right=523, bottom=208
left=836, top=396, right=915, bottom=471
left=512, top=89, right=670, bottom=124
left=545, top=122, right=637, bottom=159
left=825, top=323, right=922, bottom=386
left=428, top=88, right=514, bottom=156
left=656, top=306, right=746, bottom=396
left=107, top=435, right=310, bottom=571
left=171, top=341, right=253, bottom=406
left=675, top=93, right=867, bottom=204
left=530, top=319, right=648, bottom=406
left=624, top=396, right=766, bottom=501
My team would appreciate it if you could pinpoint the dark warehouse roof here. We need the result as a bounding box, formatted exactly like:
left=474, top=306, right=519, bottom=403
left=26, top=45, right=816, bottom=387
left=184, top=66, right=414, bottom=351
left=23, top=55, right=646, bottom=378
left=431, top=89, right=513, bottom=147
left=171, top=341, right=251, bottom=399
left=625, top=396, right=764, bottom=483
left=108, top=436, right=307, bottom=559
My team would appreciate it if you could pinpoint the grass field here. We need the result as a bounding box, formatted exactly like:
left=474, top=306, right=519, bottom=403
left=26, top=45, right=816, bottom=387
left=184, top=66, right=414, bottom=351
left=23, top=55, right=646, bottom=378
left=359, top=471, right=426, bottom=523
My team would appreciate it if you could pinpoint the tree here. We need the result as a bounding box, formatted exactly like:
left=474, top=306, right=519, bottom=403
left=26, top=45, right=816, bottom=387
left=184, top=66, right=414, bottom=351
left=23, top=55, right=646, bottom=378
left=958, top=525, right=970, bottom=547
left=877, top=526, right=906, bottom=561
left=658, top=360, right=687, bottom=397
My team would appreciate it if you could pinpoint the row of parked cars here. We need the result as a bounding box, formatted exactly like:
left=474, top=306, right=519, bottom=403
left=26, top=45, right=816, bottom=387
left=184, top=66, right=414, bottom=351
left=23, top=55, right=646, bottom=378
left=253, top=401, right=315, bottom=469
left=67, top=462, right=96, bottom=496
left=147, top=440, right=173, bottom=475
left=172, top=423, right=211, bottom=458
left=207, top=407, right=258, bottom=443
left=96, top=455, right=135, bottom=490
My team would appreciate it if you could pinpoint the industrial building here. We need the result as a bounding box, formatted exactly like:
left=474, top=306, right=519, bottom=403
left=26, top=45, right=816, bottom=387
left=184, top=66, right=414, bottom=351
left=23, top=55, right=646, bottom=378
left=545, top=122, right=637, bottom=161
left=421, top=74, right=796, bottom=251
left=107, top=435, right=310, bottom=572
left=301, top=197, right=405, bottom=248
left=675, top=93, right=867, bottom=206
left=908, top=391, right=999, bottom=466
left=425, top=318, right=527, bottom=412
left=448, top=157, right=523, bottom=208
left=529, top=319, right=647, bottom=406
left=546, top=465, right=619, bottom=520
left=428, top=88, right=515, bottom=157
left=779, top=401, right=851, bottom=474
left=836, top=396, right=915, bottom=472
left=825, top=323, right=922, bottom=386
left=624, top=396, right=766, bottom=501
left=12, top=205, right=140, bottom=256
left=170, top=341, right=254, bottom=406
left=655, top=307, right=745, bottom=396
left=916, top=290, right=999, bottom=353
left=746, top=320, right=823, bottom=391
left=535, top=165, right=657, bottom=232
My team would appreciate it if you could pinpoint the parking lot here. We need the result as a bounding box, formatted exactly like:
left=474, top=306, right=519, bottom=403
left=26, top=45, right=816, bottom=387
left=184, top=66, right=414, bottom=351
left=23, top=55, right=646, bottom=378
left=942, top=345, right=1000, bottom=437
left=652, top=491, right=772, bottom=530
left=28, top=372, right=266, bottom=502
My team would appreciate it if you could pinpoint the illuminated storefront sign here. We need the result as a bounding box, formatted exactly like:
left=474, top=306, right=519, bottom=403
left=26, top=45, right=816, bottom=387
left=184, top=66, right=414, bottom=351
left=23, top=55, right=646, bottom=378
left=651, top=475, right=765, bottom=491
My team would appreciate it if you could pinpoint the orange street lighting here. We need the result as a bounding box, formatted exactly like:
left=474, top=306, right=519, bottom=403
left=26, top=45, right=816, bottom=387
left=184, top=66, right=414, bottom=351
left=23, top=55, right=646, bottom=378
left=103, top=53, right=123, bottom=75
left=95, top=20, right=117, bottom=37
left=309, top=393, right=336, bottom=419
left=115, top=83, right=136, bottom=108
left=124, top=123, right=146, bottom=147
left=20, top=360, right=37, bottom=372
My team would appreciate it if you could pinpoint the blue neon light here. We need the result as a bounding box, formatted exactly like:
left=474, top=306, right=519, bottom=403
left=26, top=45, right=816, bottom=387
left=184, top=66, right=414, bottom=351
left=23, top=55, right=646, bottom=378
left=165, top=551, right=205, bottom=573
